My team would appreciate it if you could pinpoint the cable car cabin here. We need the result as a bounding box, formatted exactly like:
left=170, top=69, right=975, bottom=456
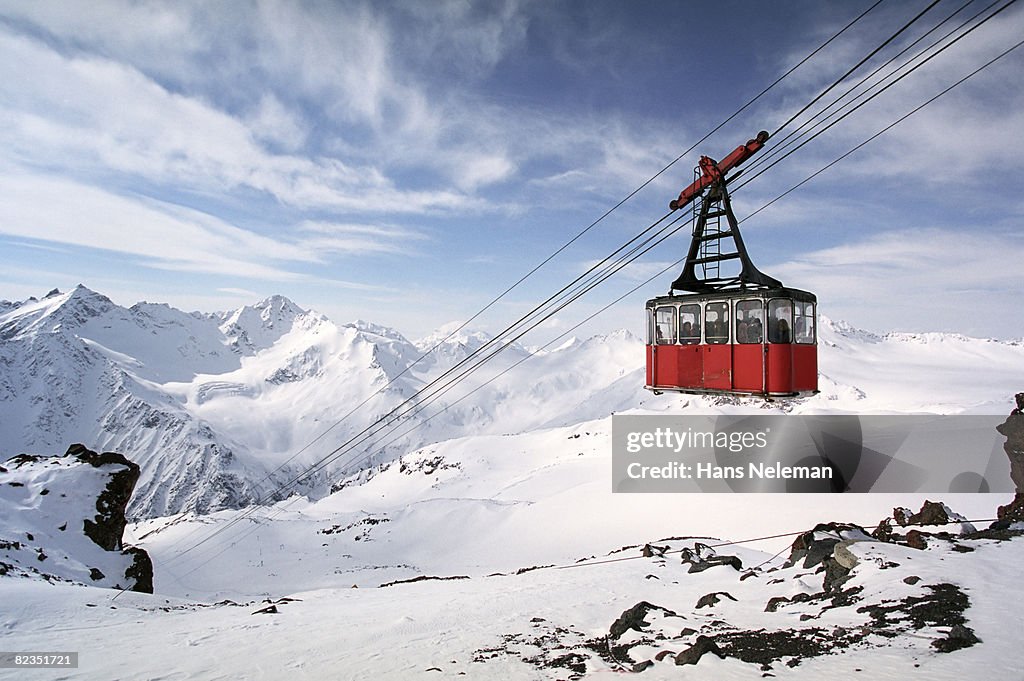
left=645, top=288, right=817, bottom=398
left=643, top=131, right=819, bottom=399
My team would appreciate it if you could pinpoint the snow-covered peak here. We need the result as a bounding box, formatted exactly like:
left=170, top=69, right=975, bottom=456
left=0, top=284, right=117, bottom=339
left=422, top=320, right=491, bottom=341
left=881, top=330, right=1011, bottom=345
left=345, top=319, right=410, bottom=344
left=218, top=295, right=309, bottom=353
left=4, top=283, right=1024, bottom=520
left=819, top=314, right=1022, bottom=350
left=414, top=321, right=497, bottom=354
left=129, top=300, right=202, bottom=325
left=253, top=294, right=306, bottom=327
left=57, top=283, right=116, bottom=312
left=818, top=315, right=883, bottom=344
left=220, top=297, right=301, bottom=330
left=548, top=335, right=582, bottom=352
left=576, top=327, right=641, bottom=350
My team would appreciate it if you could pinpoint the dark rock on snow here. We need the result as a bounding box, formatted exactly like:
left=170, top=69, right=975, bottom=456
left=675, top=635, right=726, bottom=666
left=0, top=444, right=152, bottom=593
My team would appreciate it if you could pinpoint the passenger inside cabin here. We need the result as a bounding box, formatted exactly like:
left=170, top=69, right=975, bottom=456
left=794, top=316, right=809, bottom=343
left=707, top=319, right=727, bottom=343
left=748, top=317, right=763, bottom=343
left=771, top=318, right=791, bottom=343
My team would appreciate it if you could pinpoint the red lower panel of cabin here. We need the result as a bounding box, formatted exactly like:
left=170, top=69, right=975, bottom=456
left=732, top=344, right=764, bottom=393
left=792, top=344, right=818, bottom=392
left=646, top=343, right=817, bottom=396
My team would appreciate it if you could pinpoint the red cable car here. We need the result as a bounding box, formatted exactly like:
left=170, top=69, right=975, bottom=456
left=645, top=132, right=818, bottom=399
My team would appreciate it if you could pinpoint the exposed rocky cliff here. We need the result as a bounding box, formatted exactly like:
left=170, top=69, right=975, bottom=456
left=0, top=444, right=153, bottom=592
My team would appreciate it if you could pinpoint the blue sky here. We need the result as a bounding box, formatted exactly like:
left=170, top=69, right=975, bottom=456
left=1, top=0, right=1022, bottom=341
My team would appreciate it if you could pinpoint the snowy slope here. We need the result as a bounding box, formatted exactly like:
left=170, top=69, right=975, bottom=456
left=2, top=417, right=1021, bottom=680
left=812, top=317, right=1024, bottom=413
left=3, top=529, right=1022, bottom=680
left=134, top=416, right=1012, bottom=599
left=2, top=286, right=1024, bottom=680
left=0, top=287, right=338, bottom=518
left=0, top=444, right=151, bottom=592
left=0, top=287, right=452, bottom=518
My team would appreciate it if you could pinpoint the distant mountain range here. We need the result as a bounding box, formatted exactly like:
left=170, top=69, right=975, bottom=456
left=0, top=286, right=646, bottom=518
left=2, top=286, right=1022, bottom=519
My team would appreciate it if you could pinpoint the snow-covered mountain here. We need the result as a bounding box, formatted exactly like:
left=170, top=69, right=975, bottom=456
left=2, top=285, right=1023, bottom=520
left=0, top=286, right=647, bottom=518
left=0, top=286, right=410, bottom=518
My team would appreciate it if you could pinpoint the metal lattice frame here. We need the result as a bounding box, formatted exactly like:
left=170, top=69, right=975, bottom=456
left=669, top=180, right=781, bottom=293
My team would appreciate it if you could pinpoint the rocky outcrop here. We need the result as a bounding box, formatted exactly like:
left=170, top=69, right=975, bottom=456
left=64, top=444, right=140, bottom=551
left=996, top=392, right=1024, bottom=492
left=995, top=392, right=1024, bottom=522
left=674, top=636, right=725, bottom=666
left=470, top=496, right=1016, bottom=677
left=996, top=494, right=1024, bottom=524
left=893, top=500, right=969, bottom=528
left=608, top=601, right=680, bottom=640
left=0, top=444, right=153, bottom=593
left=679, top=542, right=742, bottom=573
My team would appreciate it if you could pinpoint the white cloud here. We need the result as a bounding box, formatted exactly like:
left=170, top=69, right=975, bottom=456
left=3, top=0, right=1019, bottom=343
left=296, top=221, right=426, bottom=257
left=217, top=287, right=262, bottom=298
left=0, top=2, right=692, bottom=220
left=253, top=1, right=397, bottom=127
left=579, top=258, right=680, bottom=284
left=0, top=166, right=444, bottom=281
left=771, top=227, right=1024, bottom=338
left=0, top=25, right=481, bottom=215
left=0, top=170, right=310, bottom=280
left=245, top=94, right=308, bottom=153
left=401, top=0, right=531, bottom=79
left=0, top=0, right=199, bottom=63
left=747, top=4, right=1024, bottom=195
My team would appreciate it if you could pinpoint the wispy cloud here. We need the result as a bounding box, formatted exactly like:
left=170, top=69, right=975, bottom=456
left=772, top=226, right=1024, bottom=337
left=296, top=221, right=427, bottom=257
left=0, top=170, right=310, bottom=280
left=0, top=165, right=446, bottom=280
left=579, top=258, right=680, bottom=284
left=0, top=25, right=481, bottom=215
left=0, top=2, right=694, bottom=222
left=2, top=1, right=1021, bottom=341
left=745, top=2, right=1024, bottom=195
left=216, top=287, right=262, bottom=298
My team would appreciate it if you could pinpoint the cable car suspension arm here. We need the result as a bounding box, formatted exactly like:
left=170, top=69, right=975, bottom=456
left=669, top=131, right=769, bottom=211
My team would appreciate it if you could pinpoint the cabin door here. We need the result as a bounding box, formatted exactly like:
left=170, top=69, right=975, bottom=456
left=702, top=301, right=732, bottom=390
left=732, top=299, right=766, bottom=393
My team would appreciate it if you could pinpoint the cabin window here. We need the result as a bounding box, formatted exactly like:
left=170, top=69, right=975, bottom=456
left=768, top=299, right=793, bottom=343
left=705, top=302, right=729, bottom=344
left=795, top=301, right=815, bottom=344
left=735, top=299, right=764, bottom=344
left=646, top=308, right=655, bottom=345
left=679, top=304, right=701, bottom=344
left=655, top=306, right=676, bottom=344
